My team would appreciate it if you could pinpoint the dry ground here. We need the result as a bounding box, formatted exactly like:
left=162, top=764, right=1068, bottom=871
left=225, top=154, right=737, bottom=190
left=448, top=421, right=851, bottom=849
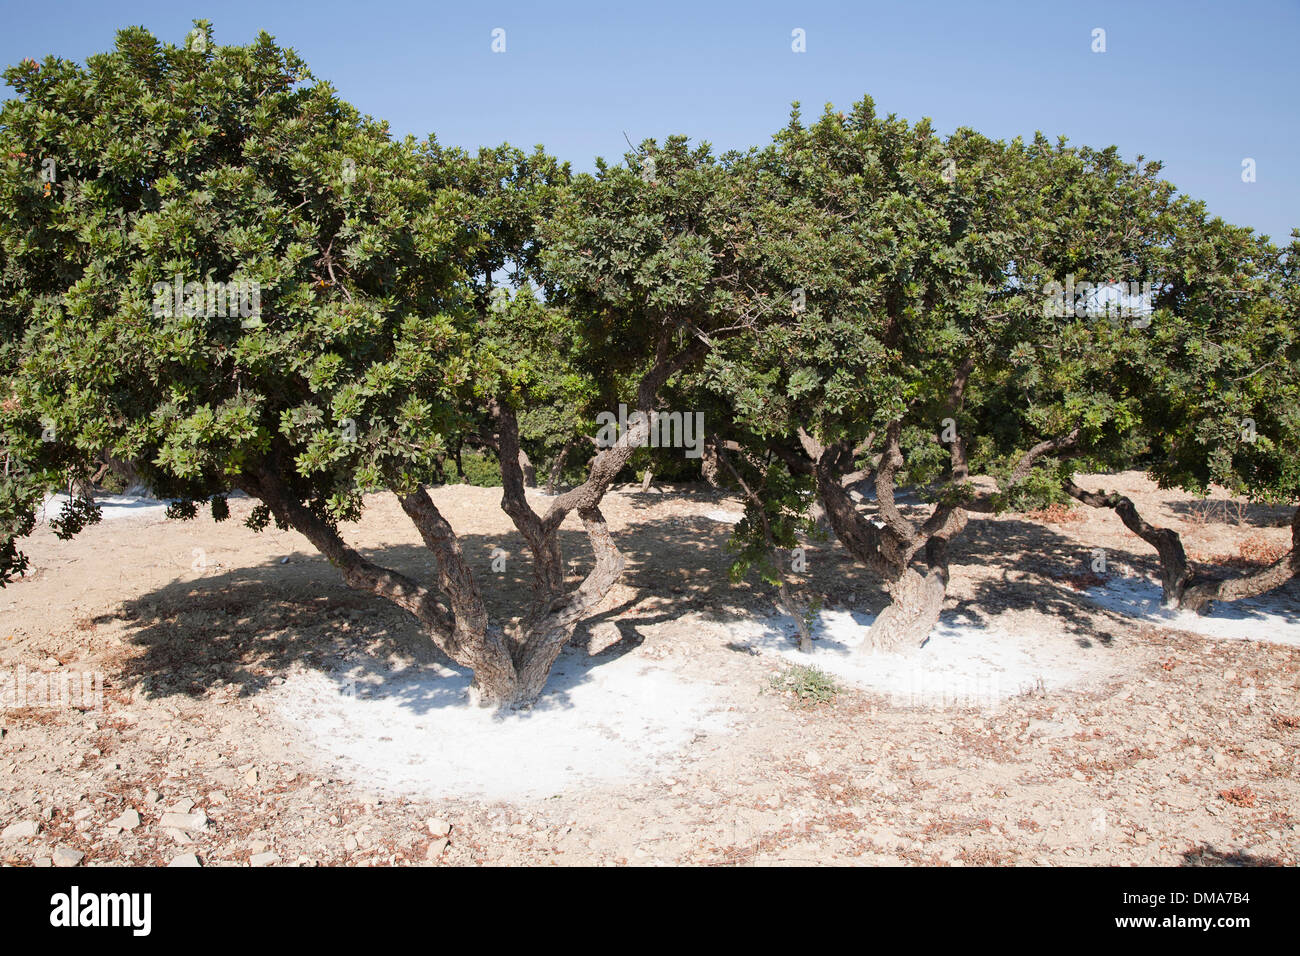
left=0, top=471, right=1297, bottom=866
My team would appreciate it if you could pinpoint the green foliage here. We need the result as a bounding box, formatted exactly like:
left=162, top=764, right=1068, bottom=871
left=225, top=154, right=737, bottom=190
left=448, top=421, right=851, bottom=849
left=769, top=664, right=839, bottom=705
left=1, top=24, right=1294, bottom=618
left=448, top=449, right=503, bottom=487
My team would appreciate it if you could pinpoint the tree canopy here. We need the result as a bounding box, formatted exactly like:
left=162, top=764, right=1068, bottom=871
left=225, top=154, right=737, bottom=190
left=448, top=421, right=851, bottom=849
left=2, top=23, right=1295, bottom=703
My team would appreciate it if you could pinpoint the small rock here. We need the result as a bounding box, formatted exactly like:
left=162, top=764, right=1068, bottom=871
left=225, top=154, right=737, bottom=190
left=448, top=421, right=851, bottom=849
left=167, top=798, right=195, bottom=814
left=167, top=853, right=201, bottom=867
left=243, top=768, right=259, bottom=786
left=344, top=835, right=358, bottom=852
left=426, top=818, right=451, bottom=838
left=33, top=857, right=52, bottom=868
left=52, top=846, right=84, bottom=867
left=2, top=820, right=40, bottom=840
left=159, top=811, right=207, bottom=833
left=110, top=809, right=141, bottom=831
left=426, top=838, right=449, bottom=859
left=250, top=851, right=281, bottom=867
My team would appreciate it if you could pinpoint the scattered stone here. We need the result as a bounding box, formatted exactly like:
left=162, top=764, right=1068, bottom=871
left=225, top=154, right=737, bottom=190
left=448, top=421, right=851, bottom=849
left=52, top=846, right=84, bottom=867
left=159, top=811, right=207, bottom=833
left=167, top=798, right=195, bottom=814
left=2, top=820, right=39, bottom=840
left=426, top=818, right=451, bottom=838
left=167, top=853, right=201, bottom=867
left=426, top=838, right=449, bottom=859
left=250, top=851, right=281, bottom=867
left=110, top=809, right=140, bottom=831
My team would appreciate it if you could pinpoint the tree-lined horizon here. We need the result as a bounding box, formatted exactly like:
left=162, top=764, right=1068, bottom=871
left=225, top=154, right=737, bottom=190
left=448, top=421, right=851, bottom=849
left=2, top=22, right=1296, bottom=708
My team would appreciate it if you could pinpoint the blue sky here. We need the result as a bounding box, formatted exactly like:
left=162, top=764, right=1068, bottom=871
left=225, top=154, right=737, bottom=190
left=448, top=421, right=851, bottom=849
left=3, top=0, right=1297, bottom=242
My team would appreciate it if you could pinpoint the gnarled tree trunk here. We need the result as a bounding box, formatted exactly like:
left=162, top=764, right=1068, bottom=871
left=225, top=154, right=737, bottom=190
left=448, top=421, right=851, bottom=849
left=1181, top=506, right=1299, bottom=613
left=1065, top=481, right=1298, bottom=615
left=1065, top=480, right=1191, bottom=605
left=239, top=337, right=706, bottom=711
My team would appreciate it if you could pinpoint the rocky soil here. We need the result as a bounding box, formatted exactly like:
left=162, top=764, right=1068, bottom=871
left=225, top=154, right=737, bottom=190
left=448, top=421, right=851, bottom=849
left=1, top=473, right=1296, bottom=866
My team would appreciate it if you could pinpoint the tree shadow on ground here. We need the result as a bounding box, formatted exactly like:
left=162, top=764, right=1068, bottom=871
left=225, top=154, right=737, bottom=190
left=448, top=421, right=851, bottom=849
left=1165, top=498, right=1295, bottom=530
left=949, top=514, right=1161, bottom=645
left=1180, top=844, right=1284, bottom=866
left=109, top=500, right=1252, bottom=711
left=111, top=513, right=827, bottom=711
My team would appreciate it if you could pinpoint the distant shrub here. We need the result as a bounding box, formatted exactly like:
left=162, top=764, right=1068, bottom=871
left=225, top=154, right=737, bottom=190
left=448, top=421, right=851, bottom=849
left=449, top=451, right=503, bottom=488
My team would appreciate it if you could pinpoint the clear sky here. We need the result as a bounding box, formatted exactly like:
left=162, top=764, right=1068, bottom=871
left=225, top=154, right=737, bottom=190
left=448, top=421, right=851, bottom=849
left=2, top=0, right=1297, bottom=243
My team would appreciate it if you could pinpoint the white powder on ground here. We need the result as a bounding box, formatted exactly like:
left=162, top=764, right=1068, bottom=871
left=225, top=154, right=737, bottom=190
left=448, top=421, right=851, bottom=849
left=731, top=609, right=1117, bottom=709
left=704, top=510, right=742, bottom=524
left=269, top=648, right=737, bottom=800
left=1083, top=575, right=1300, bottom=647
left=41, top=493, right=170, bottom=522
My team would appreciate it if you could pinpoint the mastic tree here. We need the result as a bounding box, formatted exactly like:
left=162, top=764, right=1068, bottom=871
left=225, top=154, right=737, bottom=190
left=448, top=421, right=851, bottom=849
left=701, top=100, right=1036, bottom=651
left=967, top=142, right=1299, bottom=613
left=0, top=23, right=729, bottom=708
left=1067, top=216, right=1299, bottom=612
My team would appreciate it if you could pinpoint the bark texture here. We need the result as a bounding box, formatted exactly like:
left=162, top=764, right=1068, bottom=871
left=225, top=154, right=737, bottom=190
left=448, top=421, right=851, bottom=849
left=1066, top=481, right=1299, bottom=614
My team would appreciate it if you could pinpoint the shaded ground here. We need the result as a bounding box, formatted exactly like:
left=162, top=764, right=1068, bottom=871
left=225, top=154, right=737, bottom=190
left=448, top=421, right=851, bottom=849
left=0, top=472, right=1296, bottom=866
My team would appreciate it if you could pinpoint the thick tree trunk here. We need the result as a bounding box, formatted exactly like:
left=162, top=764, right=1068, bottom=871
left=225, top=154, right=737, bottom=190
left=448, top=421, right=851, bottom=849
left=240, top=465, right=521, bottom=703
left=865, top=566, right=947, bottom=652
left=863, top=521, right=961, bottom=652
left=238, top=337, right=705, bottom=712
